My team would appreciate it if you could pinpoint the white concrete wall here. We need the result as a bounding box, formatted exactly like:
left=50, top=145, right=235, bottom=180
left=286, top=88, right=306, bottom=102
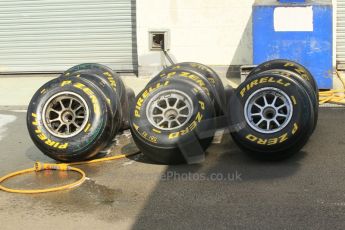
left=136, top=0, right=255, bottom=77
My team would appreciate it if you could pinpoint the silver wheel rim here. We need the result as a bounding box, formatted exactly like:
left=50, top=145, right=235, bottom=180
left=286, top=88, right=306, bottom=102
left=244, top=87, right=293, bottom=134
left=146, top=90, right=193, bottom=131
left=42, top=91, right=89, bottom=138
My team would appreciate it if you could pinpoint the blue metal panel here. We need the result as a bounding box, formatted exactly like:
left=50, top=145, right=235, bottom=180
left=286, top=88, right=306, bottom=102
left=253, top=2, right=333, bottom=89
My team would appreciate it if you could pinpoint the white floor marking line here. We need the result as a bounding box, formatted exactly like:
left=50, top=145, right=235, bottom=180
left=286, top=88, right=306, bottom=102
left=11, top=110, right=27, bottom=113
left=122, top=160, right=135, bottom=166
left=0, top=114, right=17, bottom=141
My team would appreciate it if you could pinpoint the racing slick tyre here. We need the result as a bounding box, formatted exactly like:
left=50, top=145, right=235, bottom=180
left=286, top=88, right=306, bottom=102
left=228, top=72, right=315, bottom=160
left=62, top=71, right=122, bottom=138
left=27, top=76, right=112, bottom=162
left=147, top=68, right=222, bottom=116
left=248, top=59, right=318, bottom=97
left=121, top=86, right=136, bottom=130
left=149, top=62, right=225, bottom=115
left=171, top=62, right=225, bottom=111
left=130, top=78, right=216, bottom=164
left=224, top=85, right=235, bottom=130
left=224, top=85, right=235, bottom=110
left=62, top=63, right=131, bottom=131
left=247, top=60, right=319, bottom=130
left=62, top=63, right=126, bottom=110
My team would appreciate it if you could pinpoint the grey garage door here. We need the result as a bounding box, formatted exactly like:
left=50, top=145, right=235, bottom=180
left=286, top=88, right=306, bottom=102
left=337, top=0, right=345, bottom=69
left=0, top=0, right=137, bottom=73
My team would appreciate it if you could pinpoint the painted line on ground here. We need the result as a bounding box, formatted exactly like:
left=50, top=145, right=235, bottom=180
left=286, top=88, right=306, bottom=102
left=0, top=114, right=17, bottom=141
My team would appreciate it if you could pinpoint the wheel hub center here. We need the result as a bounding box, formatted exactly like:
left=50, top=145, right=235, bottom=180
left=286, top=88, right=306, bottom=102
left=165, top=109, right=178, bottom=120
left=61, top=111, right=74, bottom=123
left=263, top=107, right=276, bottom=120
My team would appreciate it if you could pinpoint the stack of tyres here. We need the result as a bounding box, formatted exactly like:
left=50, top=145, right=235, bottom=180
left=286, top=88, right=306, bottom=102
left=147, top=62, right=226, bottom=116
left=63, top=63, right=135, bottom=131
left=228, top=59, right=318, bottom=160
left=130, top=62, right=225, bottom=164
left=27, top=63, right=134, bottom=162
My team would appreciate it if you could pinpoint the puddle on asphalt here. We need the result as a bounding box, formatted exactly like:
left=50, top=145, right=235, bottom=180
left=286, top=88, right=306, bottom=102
left=39, top=179, right=123, bottom=210
left=3, top=131, right=142, bottom=217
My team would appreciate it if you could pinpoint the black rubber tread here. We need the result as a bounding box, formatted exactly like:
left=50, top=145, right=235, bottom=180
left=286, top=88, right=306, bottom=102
left=248, top=59, right=318, bottom=97
left=27, top=76, right=112, bottom=162
left=130, top=78, right=216, bottom=164
left=228, top=72, right=315, bottom=160
left=147, top=68, right=222, bottom=116
left=62, top=63, right=127, bottom=112
left=177, top=62, right=225, bottom=111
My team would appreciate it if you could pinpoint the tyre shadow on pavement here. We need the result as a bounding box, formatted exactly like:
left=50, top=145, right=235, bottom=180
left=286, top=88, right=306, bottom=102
left=129, top=132, right=306, bottom=230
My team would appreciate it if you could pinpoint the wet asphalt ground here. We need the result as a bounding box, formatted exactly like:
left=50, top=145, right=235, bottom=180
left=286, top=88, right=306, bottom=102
left=1, top=107, right=345, bottom=229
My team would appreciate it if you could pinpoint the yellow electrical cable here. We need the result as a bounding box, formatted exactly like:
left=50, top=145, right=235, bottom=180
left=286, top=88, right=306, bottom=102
left=0, top=151, right=139, bottom=194
left=318, top=70, right=345, bottom=105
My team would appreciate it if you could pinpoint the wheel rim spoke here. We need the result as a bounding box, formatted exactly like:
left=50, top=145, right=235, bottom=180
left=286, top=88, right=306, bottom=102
left=55, top=123, right=63, bottom=132
left=65, top=124, right=71, bottom=134
left=273, top=119, right=280, bottom=127
left=251, top=113, right=261, bottom=116
left=271, top=95, right=278, bottom=106
left=256, top=119, right=265, bottom=126
left=68, top=99, right=73, bottom=109
left=266, top=120, right=271, bottom=130
left=178, top=105, right=187, bottom=111
left=59, top=100, right=66, bottom=109
left=158, top=119, right=166, bottom=126
left=277, top=104, right=286, bottom=110
left=49, top=108, right=61, bottom=114
left=277, top=113, right=287, bottom=118
left=74, top=105, right=82, bottom=112
left=173, top=99, right=179, bottom=108
left=156, top=104, right=165, bottom=111
left=263, top=95, right=269, bottom=106
left=73, top=122, right=81, bottom=128
left=254, top=103, right=263, bottom=110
